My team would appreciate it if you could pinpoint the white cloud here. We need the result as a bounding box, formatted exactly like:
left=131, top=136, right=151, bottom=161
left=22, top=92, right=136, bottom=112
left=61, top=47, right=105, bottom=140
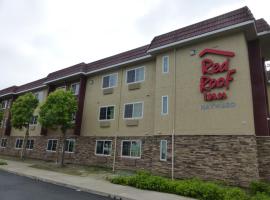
left=0, top=0, right=269, bottom=89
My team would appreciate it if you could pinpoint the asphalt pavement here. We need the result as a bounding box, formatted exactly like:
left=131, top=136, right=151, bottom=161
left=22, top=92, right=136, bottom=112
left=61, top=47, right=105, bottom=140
left=0, top=170, right=111, bottom=200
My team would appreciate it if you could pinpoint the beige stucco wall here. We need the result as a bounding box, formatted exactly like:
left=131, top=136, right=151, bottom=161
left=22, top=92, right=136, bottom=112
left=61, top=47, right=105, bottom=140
left=82, top=32, right=255, bottom=137
left=11, top=89, right=48, bottom=137
left=174, top=32, right=254, bottom=135
left=81, top=61, right=156, bottom=137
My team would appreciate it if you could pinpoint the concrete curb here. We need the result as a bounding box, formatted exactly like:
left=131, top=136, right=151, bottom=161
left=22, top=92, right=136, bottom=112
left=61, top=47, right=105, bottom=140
left=0, top=167, right=133, bottom=200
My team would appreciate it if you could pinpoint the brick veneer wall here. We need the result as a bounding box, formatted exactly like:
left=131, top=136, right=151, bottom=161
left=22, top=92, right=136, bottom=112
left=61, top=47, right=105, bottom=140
left=256, top=136, right=270, bottom=182
left=0, top=135, right=260, bottom=186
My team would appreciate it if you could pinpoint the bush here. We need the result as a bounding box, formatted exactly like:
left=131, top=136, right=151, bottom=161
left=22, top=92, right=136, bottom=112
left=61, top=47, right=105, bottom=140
left=110, top=171, right=253, bottom=200
left=223, top=188, right=249, bottom=200
left=0, top=160, right=7, bottom=165
left=250, top=192, right=270, bottom=200
left=250, top=181, right=270, bottom=196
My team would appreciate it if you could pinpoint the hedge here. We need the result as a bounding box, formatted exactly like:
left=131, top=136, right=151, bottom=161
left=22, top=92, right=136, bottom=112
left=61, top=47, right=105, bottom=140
left=110, top=171, right=270, bottom=200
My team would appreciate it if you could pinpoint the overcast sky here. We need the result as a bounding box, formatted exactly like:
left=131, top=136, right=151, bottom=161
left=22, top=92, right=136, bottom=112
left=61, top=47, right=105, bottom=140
left=0, top=0, right=269, bottom=89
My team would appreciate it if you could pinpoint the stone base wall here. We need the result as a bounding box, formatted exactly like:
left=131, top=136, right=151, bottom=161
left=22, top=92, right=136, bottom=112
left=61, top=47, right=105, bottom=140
left=0, top=135, right=261, bottom=186
left=256, top=136, right=270, bottom=182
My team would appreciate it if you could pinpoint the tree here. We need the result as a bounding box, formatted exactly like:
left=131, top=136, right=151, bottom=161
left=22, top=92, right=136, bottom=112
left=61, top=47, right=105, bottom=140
left=11, top=93, right=39, bottom=159
left=39, top=90, right=77, bottom=167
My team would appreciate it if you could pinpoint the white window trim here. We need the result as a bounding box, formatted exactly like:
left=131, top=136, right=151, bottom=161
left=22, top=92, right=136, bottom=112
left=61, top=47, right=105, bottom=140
left=0, top=138, right=7, bottom=148
left=70, top=82, right=80, bottom=95
left=1, top=100, right=8, bottom=110
left=123, top=101, right=144, bottom=120
left=120, top=140, right=142, bottom=159
left=29, top=116, right=38, bottom=127
left=98, top=105, right=116, bottom=121
left=161, top=95, right=169, bottom=115
left=26, top=139, right=34, bottom=150
left=95, top=140, right=113, bottom=156
left=160, top=140, right=168, bottom=161
left=126, top=66, right=145, bottom=85
left=15, top=138, right=24, bottom=149
left=65, top=139, right=75, bottom=153
left=162, top=55, right=169, bottom=74
left=46, top=139, right=58, bottom=152
left=101, top=73, right=118, bottom=89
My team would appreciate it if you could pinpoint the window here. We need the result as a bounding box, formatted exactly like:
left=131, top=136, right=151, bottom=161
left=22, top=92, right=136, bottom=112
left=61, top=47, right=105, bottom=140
left=71, top=113, right=76, bottom=122
left=26, top=139, right=34, bottom=150
left=124, top=102, right=143, bottom=119
left=65, top=139, right=75, bottom=153
left=162, top=56, right=169, bottom=73
left=2, top=118, right=7, bottom=128
left=30, top=116, right=38, bottom=126
left=161, top=96, right=168, bottom=115
left=47, top=139, right=58, bottom=152
left=34, top=92, right=43, bottom=102
left=126, top=67, right=145, bottom=84
left=1, top=100, right=7, bottom=109
left=99, top=106, right=115, bottom=120
left=15, top=138, right=23, bottom=149
left=0, top=138, right=7, bottom=148
left=121, top=140, right=141, bottom=158
left=95, top=140, right=112, bottom=156
left=102, top=73, right=117, bottom=89
left=160, top=140, right=167, bottom=161
left=70, top=83, right=80, bottom=95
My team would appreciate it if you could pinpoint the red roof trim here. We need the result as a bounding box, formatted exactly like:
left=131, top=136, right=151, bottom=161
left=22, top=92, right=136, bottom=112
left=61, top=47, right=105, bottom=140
left=199, top=49, right=235, bottom=57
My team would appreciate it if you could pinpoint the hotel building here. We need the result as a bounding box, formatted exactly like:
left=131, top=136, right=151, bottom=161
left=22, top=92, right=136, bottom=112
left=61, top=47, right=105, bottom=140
left=0, top=7, right=270, bottom=186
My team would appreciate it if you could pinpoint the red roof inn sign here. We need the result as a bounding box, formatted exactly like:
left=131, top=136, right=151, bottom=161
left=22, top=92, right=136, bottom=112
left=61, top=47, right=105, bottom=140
left=199, top=49, right=236, bottom=101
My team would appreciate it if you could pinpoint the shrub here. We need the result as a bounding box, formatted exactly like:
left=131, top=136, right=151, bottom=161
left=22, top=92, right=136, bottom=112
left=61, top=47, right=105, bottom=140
left=250, top=181, right=270, bottom=196
left=0, top=160, right=7, bottom=165
left=250, top=192, right=270, bottom=200
left=110, top=171, right=252, bottom=200
left=223, top=188, right=249, bottom=200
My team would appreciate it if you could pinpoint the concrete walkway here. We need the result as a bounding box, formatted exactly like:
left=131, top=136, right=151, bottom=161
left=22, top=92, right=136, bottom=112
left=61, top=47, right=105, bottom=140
left=0, top=160, right=194, bottom=200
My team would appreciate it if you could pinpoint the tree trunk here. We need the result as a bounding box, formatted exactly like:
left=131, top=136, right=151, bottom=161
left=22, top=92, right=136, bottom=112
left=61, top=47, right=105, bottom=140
left=59, top=131, right=66, bottom=167
left=20, top=124, right=29, bottom=160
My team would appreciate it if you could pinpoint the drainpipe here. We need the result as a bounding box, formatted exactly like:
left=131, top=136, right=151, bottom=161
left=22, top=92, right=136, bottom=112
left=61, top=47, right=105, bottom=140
left=112, top=68, right=124, bottom=172
left=171, top=48, right=177, bottom=180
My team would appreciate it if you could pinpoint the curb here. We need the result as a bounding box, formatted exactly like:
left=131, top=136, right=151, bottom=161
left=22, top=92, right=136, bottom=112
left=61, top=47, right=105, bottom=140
left=0, top=167, right=134, bottom=200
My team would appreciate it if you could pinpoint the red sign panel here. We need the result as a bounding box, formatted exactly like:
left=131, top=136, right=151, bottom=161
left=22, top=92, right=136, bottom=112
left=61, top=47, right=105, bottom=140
left=199, top=49, right=236, bottom=101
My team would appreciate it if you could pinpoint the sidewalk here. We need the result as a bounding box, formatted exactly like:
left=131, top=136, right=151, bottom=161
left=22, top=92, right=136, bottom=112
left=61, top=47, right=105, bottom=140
left=0, top=159, right=194, bottom=200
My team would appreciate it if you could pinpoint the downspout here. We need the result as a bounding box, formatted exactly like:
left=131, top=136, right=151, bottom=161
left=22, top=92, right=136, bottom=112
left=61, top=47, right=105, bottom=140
left=113, top=68, right=124, bottom=172
left=172, top=48, right=177, bottom=180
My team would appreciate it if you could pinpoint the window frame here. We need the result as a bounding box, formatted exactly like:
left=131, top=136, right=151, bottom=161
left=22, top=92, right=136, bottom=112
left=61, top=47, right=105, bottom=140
left=46, top=139, right=58, bottom=152
left=1, top=100, right=8, bottom=110
left=15, top=138, right=24, bottom=149
left=0, top=138, right=7, bottom=148
left=26, top=139, right=34, bottom=150
left=98, top=105, right=115, bottom=121
left=34, top=91, right=43, bottom=102
left=162, top=55, right=169, bottom=74
left=101, top=73, right=118, bottom=89
left=123, top=101, right=144, bottom=120
left=121, top=140, right=142, bottom=159
left=70, top=82, right=80, bottom=96
left=95, top=140, right=113, bottom=156
left=65, top=139, right=75, bottom=153
left=126, top=66, right=145, bottom=84
left=29, top=115, right=38, bottom=126
left=161, top=95, right=169, bottom=115
left=160, top=140, right=168, bottom=161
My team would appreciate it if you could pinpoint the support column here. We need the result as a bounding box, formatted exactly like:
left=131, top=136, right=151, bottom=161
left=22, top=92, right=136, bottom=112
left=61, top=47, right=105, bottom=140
left=74, top=76, right=87, bottom=135
left=248, top=40, right=270, bottom=136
